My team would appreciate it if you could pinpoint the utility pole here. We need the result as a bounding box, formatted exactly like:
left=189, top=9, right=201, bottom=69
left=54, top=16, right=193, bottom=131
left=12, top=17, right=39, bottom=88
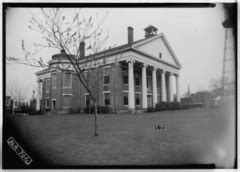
left=221, top=15, right=235, bottom=98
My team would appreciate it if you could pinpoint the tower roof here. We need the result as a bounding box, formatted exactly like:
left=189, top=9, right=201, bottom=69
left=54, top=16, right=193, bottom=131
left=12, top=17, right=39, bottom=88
left=144, top=25, right=158, bottom=32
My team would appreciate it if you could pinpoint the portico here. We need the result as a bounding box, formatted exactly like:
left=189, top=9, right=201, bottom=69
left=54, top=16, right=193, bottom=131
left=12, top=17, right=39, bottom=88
left=124, top=58, right=180, bottom=110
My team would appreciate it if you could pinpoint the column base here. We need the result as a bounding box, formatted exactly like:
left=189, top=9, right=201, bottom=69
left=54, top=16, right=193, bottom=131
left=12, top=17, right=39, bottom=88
left=129, top=108, right=136, bottom=114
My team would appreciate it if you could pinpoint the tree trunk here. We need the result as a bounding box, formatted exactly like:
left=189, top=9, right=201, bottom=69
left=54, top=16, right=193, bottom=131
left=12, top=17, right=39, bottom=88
left=94, top=102, right=98, bottom=136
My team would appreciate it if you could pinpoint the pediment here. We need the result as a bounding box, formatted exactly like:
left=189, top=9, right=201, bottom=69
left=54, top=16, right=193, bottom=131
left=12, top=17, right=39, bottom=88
left=134, top=34, right=181, bottom=68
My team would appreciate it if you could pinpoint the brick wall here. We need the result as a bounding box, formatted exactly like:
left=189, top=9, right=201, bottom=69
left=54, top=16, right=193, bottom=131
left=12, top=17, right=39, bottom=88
left=41, top=62, right=156, bottom=113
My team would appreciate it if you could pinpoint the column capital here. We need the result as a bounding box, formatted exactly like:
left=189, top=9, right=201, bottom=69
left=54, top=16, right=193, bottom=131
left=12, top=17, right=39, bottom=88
left=115, top=62, right=120, bottom=66
left=161, top=69, right=166, bottom=73
left=175, top=73, right=180, bottom=77
left=153, top=66, right=158, bottom=71
left=142, top=63, right=148, bottom=68
left=126, top=57, right=135, bottom=64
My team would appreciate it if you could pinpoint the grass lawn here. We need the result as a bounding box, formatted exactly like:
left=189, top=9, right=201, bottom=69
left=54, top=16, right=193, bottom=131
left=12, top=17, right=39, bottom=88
left=10, top=107, right=235, bottom=167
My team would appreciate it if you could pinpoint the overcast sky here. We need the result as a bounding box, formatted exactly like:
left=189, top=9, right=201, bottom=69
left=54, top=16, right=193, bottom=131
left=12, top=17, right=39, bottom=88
left=6, top=5, right=227, bottom=100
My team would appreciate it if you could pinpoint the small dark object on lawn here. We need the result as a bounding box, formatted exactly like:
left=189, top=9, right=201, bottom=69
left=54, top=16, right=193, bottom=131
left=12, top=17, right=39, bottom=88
left=154, top=125, right=166, bottom=131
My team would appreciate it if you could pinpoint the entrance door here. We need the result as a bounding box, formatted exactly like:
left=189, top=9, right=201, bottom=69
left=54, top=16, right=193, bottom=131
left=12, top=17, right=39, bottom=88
left=147, top=95, right=153, bottom=107
left=52, top=100, right=56, bottom=111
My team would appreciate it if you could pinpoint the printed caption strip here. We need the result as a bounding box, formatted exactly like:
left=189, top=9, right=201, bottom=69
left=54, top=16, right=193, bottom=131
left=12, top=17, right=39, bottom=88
left=7, top=137, right=33, bottom=165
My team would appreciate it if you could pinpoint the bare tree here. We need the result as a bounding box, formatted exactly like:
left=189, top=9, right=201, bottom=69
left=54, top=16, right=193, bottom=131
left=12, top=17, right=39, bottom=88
left=7, top=8, right=121, bottom=136
left=7, top=80, right=30, bottom=105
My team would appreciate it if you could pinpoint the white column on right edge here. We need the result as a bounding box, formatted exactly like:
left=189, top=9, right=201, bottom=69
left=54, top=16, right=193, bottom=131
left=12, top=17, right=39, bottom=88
left=152, top=67, right=158, bottom=107
left=36, top=80, right=42, bottom=110
left=161, top=70, right=167, bottom=102
left=169, top=72, right=174, bottom=102
left=176, top=74, right=180, bottom=102
left=141, top=63, right=147, bottom=109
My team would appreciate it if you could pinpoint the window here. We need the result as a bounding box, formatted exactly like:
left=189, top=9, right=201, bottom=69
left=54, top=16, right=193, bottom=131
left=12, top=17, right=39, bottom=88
left=45, top=98, right=50, bottom=108
left=104, top=92, right=110, bottom=106
left=135, top=73, right=140, bottom=86
left=123, top=93, right=128, bottom=105
left=63, top=95, right=72, bottom=107
left=52, top=73, right=56, bottom=89
left=123, top=75, right=128, bottom=84
left=45, top=79, right=50, bottom=93
left=123, top=68, right=128, bottom=84
left=159, top=53, right=162, bottom=58
left=135, top=94, right=141, bottom=105
left=63, top=72, right=72, bottom=88
left=147, top=76, right=151, bottom=88
left=157, top=76, right=160, bottom=88
left=85, top=94, right=90, bottom=107
left=104, top=75, right=110, bottom=85
left=52, top=100, right=56, bottom=111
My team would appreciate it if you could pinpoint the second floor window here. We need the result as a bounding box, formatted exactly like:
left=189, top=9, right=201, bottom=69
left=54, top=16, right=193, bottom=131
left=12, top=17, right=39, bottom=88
left=123, top=68, right=128, bottom=84
left=63, top=72, right=72, bottom=88
left=52, top=73, right=56, bottom=89
left=45, top=79, right=50, bottom=93
left=85, top=94, right=90, bottom=107
left=135, top=73, right=140, bottom=86
left=104, top=75, right=110, bottom=85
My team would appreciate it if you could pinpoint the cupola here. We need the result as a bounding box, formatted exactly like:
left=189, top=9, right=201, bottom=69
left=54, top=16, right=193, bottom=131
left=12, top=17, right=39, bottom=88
left=144, top=25, right=158, bottom=38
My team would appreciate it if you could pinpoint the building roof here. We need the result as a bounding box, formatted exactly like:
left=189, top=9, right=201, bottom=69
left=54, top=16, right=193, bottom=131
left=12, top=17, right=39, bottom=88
left=35, top=68, right=51, bottom=75
left=84, top=35, right=153, bottom=59
left=36, top=32, right=182, bottom=75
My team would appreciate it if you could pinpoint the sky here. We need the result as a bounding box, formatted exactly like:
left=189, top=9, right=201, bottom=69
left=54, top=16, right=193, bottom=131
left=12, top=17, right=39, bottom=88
left=6, top=5, right=228, bottom=101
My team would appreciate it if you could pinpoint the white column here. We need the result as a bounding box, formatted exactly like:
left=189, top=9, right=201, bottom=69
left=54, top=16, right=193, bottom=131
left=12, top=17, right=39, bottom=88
left=176, top=74, right=180, bottom=102
left=169, top=72, right=173, bottom=102
left=142, top=64, right=147, bottom=109
left=161, top=70, right=166, bottom=102
left=152, top=67, right=157, bottom=107
left=36, top=80, right=42, bottom=110
left=128, top=60, right=135, bottom=109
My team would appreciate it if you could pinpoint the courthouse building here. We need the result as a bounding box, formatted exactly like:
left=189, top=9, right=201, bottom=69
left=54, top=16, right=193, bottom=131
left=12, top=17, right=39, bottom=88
left=35, top=25, right=182, bottom=113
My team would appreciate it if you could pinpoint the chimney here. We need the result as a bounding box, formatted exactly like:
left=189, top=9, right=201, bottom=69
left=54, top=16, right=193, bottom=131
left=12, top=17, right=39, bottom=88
left=80, top=42, right=85, bottom=58
left=128, top=26, right=134, bottom=46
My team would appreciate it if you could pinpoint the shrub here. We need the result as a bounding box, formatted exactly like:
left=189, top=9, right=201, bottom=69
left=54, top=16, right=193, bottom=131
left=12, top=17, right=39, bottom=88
left=155, top=102, right=184, bottom=111
left=97, top=106, right=111, bottom=114
left=164, top=102, right=172, bottom=110
left=84, top=106, right=95, bottom=114
left=84, top=106, right=111, bottom=114
left=19, top=104, right=36, bottom=114
left=31, top=109, right=43, bottom=115
left=69, top=107, right=82, bottom=114
left=182, top=104, right=191, bottom=109
left=171, top=102, right=182, bottom=110
left=147, top=107, right=155, bottom=112
left=155, top=102, right=168, bottom=111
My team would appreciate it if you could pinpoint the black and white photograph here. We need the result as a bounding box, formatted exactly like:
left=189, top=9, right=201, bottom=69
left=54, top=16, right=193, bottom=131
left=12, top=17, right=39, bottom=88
left=3, top=2, right=237, bottom=169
